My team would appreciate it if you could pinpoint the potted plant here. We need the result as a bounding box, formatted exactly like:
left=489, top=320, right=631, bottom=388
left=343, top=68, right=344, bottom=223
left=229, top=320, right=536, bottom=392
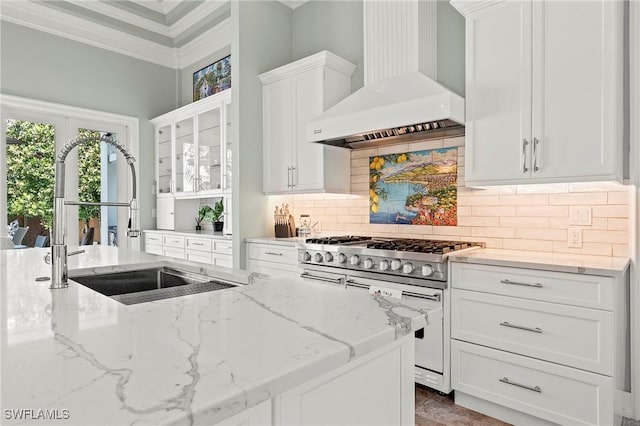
left=211, top=200, right=224, bottom=232
left=195, top=205, right=214, bottom=231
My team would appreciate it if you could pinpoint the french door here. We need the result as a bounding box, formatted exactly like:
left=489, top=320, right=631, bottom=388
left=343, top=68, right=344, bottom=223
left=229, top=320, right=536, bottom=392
left=1, top=96, right=139, bottom=250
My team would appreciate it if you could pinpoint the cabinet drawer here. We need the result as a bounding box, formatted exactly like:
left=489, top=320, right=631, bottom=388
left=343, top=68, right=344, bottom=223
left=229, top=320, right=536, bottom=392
left=186, top=237, right=213, bottom=252
left=186, top=250, right=212, bottom=264
left=163, top=247, right=185, bottom=259
left=451, top=340, right=613, bottom=426
left=451, top=263, right=614, bottom=310
left=213, top=254, right=232, bottom=268
left=248, top=244, right=298, bottom=265
left=163, top=235, right=185, bottom=248
left=452, top=289, right=613, bottom=375
left=248, top=259, right=300, bottom=280
left=145, top=233, right=163, bottom=245
left=213, top=240, right=233, bottom=255
left=145, top=244, right=163, bottom=256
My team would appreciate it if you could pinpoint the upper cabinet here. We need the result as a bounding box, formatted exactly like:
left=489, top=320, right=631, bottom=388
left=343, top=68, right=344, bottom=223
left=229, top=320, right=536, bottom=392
left=452, top=0, right=623, bottom=186
left=259, top=51, right=356, bottom=194
left=151, top=89, right=232, bottom=198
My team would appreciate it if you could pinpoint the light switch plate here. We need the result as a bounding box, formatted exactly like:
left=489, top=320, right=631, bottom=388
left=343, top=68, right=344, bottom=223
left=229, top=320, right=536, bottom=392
left=152, top=208, right=157, bottom=218
left=568, top=206, right=591, bottom=226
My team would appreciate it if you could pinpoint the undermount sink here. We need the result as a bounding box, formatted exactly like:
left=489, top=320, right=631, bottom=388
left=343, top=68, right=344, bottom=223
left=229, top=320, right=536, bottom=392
left=72, top=267, right=236, bottom=305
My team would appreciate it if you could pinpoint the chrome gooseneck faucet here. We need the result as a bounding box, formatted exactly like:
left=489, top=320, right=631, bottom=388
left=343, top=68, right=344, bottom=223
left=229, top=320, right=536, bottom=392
left=49, top=133, right=139, bottom=289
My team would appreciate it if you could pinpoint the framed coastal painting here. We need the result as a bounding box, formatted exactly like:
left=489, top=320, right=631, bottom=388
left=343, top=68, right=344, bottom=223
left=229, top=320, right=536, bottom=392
left=369, top=147, right=458, bottom=226
left=193, top=55, right=231, bottom=102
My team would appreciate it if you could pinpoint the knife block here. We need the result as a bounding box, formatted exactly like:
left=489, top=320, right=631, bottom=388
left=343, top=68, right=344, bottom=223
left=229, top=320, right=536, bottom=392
left=275, top=224, right=293, bottom=238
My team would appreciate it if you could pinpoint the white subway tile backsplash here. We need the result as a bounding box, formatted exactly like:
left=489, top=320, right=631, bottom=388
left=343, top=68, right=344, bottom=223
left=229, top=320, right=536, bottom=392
left=280, top=136, right=630, bottom=258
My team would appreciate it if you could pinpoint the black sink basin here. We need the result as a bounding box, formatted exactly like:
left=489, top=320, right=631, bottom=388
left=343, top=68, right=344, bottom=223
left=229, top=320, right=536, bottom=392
left=72, top=267, right=236, bottom=305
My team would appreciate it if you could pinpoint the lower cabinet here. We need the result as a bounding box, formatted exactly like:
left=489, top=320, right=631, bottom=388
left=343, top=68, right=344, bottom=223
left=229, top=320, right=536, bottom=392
left=450, top=261, right=628, bottom=426
left=213, top=336, right=414, bottom=426
left=246, top=241, right=300, bottom=279
left=144, top=231, right=233, bottom=266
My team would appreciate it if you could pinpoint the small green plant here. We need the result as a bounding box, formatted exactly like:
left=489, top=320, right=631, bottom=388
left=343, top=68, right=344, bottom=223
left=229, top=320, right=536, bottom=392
left=196, top=205, right=214, bottom=227
left=211, top=200, right=224, bottom=222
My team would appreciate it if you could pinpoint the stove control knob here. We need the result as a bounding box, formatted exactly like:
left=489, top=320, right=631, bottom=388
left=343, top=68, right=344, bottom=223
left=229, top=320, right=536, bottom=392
left=379, top=260, right=390, bottom=271
left=301, top=252, right=311, bottom=262
left=313, top=253, right=323, bottom=263
left=421, top=264, right=434, bottom=277
left=323, top=252, right=334, bottom=262
left=391, top=260, right=402, bottom=271
left=363, top=258, right=375, bottom=269
left=337, top=253, right=348, bottom=264
left=402, top=262, right=415, bottom=274
left=350, top=255, right=360, bottom=266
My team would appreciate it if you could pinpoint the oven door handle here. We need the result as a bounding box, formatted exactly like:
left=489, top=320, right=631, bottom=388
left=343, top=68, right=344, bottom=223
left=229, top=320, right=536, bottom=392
left=345, top=280, right=441, bottom=302
left=300, top=273, right=345, bottom=285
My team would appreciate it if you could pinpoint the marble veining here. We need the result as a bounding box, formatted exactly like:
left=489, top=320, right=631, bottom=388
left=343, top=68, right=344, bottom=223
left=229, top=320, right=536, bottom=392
left=1, top=246, right=428, bottom=425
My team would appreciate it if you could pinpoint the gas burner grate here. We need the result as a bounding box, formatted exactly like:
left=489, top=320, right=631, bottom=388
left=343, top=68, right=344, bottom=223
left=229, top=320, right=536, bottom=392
left=366, top=239, right=483, bottom=254
left=305, top=236, right=372, bottom=245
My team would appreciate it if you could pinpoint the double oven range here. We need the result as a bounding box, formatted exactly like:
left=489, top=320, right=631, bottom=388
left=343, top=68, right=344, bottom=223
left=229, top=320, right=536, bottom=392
left=298, top=236, right=484, bottom=393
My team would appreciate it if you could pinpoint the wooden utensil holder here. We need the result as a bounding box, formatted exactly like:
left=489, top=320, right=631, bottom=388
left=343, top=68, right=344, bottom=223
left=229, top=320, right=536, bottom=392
left=275, top=224, right=293, bottom=238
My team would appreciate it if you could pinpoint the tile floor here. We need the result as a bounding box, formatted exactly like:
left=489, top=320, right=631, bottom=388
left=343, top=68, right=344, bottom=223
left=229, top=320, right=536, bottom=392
left=415, top=385, right=510, bottom=426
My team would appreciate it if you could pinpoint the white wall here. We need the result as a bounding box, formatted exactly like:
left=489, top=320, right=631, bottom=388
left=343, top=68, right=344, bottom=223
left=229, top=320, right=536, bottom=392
left=231, top=0, right=293, bottom=268
left=0, top=21, right=177, bottom=233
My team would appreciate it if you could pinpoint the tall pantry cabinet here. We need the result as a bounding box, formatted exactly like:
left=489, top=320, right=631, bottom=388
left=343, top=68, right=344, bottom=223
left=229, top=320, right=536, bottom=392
left=259, top=51, right=356, bottom=194
left=452, top=0, right=624, bottom=186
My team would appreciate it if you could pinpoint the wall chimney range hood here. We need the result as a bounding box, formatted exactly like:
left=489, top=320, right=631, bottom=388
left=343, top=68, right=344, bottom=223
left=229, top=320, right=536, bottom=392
left=307, top=1, right=465, bottom=149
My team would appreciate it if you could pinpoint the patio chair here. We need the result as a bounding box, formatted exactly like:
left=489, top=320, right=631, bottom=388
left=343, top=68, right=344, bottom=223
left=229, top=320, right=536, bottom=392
left=34, top=235, right=49, bottom=248
left=12, top=226, right=29, bottom=249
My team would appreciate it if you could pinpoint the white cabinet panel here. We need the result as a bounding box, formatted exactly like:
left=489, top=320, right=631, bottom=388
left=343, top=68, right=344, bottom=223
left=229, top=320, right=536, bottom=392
left=452, top=289, right=613, bottom=375
left=260, top=51, right=355, bottom=195
left=457, top=0, right=623, bottom=186
left=452, top=340, right=613, bottom=426
left=186, top=250, right=212, bottom=264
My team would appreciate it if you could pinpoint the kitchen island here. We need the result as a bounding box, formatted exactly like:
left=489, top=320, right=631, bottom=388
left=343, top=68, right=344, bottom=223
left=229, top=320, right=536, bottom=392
left=0, top=246, right=425, bottom=425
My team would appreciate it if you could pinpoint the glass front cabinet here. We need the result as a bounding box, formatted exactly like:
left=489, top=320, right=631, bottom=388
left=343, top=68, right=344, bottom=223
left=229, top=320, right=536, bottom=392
left=151, top=89, right=232, bottom=198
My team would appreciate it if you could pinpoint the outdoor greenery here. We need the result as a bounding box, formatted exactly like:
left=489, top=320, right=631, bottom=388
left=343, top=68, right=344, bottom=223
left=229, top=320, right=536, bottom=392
left=6, top=120, right=101, bottom=231
left=6, top=120, right=56, bottom=229
left=77, top=128, right=102, bottom=227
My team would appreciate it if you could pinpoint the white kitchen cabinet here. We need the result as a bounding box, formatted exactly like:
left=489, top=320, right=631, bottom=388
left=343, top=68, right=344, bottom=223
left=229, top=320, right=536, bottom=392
left=259, top=51, right=355, bottom=194
left=450, top=261, right=629, bottom=425
left=453, top=0, right=623, bottom=186
left=143, top=230, right=233, bottom=265
left=246, top=241, right=300, bottom=279
left=151, top=89, right=232, bottom=198
left=155, top=197, right=199, bottom=231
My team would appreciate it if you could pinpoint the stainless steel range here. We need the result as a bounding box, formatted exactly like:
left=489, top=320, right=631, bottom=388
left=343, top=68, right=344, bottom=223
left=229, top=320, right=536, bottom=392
left=298, top=236, right=484, bottom=393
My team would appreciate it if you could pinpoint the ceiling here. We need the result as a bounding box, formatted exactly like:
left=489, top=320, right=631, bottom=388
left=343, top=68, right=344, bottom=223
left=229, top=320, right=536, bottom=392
left=0, top=0, right=309, bottom=69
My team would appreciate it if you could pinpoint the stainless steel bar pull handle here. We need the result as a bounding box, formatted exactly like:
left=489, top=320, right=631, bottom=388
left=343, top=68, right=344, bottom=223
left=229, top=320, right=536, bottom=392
left=500, top=279, right=543, bottom=288
left=533, top=137, right=540, bottom=172
left=300, top=273, right=344, bottom=285
left=522, top=139, right=529, bottom=173
left=265, top=251, right=283, bottom=256
left=500, top=321, right=542, bottom=333
left=287, top=167, right=291, bottom=188
left=291, top=167, right=296, bottom=188
left=499, top=377, right=541, bottom=393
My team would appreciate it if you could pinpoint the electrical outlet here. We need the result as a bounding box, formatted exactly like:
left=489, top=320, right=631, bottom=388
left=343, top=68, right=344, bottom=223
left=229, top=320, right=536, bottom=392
left=151, top=208, right=157, bottom=218
left=567, top=227, right=582, bottom=248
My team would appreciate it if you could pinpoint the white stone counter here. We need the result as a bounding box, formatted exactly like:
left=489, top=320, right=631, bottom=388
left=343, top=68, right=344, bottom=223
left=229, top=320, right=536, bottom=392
left=244, top=236, right=304, bottom=246
left=448, top=248, right=630, bottom=278
left=0, top=246, right=427, bottom=425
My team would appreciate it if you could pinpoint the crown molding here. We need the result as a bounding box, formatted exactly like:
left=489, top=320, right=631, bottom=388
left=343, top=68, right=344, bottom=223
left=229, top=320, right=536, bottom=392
left=1, top=1, right=177, bottom=68
left=0, top=1, right=233, bottom=69
left=278, top=1, right=310, bottom=10
left=258, top=50, right=356, bottom=85
left=168, top=0, right=227, bottom=39
left=176, top=18, right=231, bottom=68
left=449, top=0, right=505, bottom=17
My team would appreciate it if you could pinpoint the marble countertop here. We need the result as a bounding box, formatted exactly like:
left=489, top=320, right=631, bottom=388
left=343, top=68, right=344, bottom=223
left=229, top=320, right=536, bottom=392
left=244, top=236, right=305, bottom=246
left=448, top=248, right=630, bottom=277
left=144, top=229, right=232, bottom=240
left=0, top=246, right=427, bottom=425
